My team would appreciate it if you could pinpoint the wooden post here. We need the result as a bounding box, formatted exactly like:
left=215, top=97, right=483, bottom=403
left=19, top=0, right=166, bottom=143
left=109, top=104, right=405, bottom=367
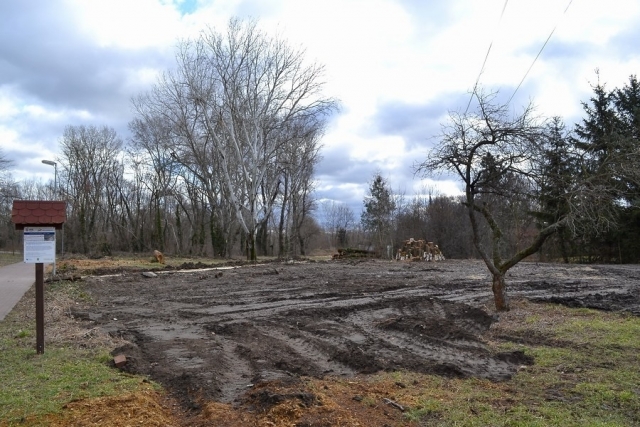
left=35, top=263, right=44, bottom=354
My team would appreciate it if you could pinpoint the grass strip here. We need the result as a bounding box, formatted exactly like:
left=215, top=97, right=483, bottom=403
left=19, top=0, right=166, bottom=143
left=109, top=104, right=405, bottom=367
left=0, top=252, right=22, bottom=268
left=395, top=300, right=640, bottom=426
left=0, top=279, right=154, bottom=426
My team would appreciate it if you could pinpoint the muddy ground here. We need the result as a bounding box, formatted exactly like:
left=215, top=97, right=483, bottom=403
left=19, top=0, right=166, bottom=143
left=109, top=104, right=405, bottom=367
left=74, top=259, right=640, bottom=411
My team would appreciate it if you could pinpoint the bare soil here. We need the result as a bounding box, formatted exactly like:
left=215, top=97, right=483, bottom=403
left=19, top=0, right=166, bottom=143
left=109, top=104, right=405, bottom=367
left=74, top=258, right=640, bottom=414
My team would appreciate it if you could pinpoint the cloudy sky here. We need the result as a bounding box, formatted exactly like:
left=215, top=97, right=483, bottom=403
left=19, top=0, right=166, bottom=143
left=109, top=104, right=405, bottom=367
left=1, top=0, right=639, bottom=216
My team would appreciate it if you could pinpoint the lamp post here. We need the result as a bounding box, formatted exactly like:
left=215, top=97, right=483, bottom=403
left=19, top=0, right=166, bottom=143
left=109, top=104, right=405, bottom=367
left=42, top=160, right=57, bottom=193
left=41, top=160, right=57, bottom=276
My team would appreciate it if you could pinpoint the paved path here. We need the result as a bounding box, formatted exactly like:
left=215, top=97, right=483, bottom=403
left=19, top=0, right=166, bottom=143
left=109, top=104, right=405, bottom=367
left=0, top=262, right=35, bottom=321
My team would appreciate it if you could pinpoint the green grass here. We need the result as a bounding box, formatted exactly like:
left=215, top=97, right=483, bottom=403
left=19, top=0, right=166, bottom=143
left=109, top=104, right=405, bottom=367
left=398, top=305, right=640, bottom=426
left=0, top=345, right=146, bottom=423
left=46, top=279, right=92, bottom=302
left=0, top=252, right=22, bottom=267
left=0, top=280, right=154, bottom=425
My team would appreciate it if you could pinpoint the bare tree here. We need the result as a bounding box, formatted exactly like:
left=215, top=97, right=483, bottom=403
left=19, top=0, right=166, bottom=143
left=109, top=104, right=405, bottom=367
left=59, top=125, right=124, bottom=254
left=277, top=117, right=324, bottom=257
left=321, top=201, right=355, bottom=249
left=0, top=148, right=12, bottom=174
left=415, top=90, right=614, bottom=311
left=0, top=150, right=18, bottom=251
left=129, top=116, right=183, bottom=252
left=133, top=19, right=336, bottom=260
left=111, top=159, right=150, bottom=252
left=0, top=148, right=15, bottom=202
left=425, top=195, right=475, bottom=258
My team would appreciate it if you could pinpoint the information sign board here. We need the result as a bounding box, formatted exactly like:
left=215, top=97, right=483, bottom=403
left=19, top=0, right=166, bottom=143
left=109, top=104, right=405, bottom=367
left=24, top=226, right=56, bottom=263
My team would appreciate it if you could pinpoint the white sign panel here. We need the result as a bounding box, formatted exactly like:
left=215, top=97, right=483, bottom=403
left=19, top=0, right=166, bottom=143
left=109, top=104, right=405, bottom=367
left=24, top=226, right=56, bottom=263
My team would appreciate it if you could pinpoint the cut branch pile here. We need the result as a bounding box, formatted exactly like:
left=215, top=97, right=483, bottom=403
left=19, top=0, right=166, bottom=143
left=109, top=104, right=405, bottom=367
left=332, top=248, right=378, bottom=259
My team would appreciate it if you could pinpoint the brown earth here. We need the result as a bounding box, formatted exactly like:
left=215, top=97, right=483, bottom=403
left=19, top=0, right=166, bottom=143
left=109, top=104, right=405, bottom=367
left=68, top=257, right=640, bottom=421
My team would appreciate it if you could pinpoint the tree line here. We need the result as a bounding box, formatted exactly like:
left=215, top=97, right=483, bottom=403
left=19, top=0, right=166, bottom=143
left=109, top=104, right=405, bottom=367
left=1, top=19, right=337, bottom=260
left=0, top=20, right=637, bottom=276
left=357, top=76, right=639, bottom=263
left=357, top=74, right=640, bottom=310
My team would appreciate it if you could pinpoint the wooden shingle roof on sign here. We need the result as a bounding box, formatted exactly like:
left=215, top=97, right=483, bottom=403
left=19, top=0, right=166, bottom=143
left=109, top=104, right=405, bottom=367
left=11, top=200, right=67, bottom=230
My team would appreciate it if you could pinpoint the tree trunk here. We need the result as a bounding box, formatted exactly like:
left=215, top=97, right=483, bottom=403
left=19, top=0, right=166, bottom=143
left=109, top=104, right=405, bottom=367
left=175, top=204, right=182, bottom=255
left=559, top=231, right=570, bottom=264
left=278, top=176, right=289, bottom=259
left=154, top=202, right=163, bottom=251
left=492, top=273, right=510, bottom=312
left=249, top=231, right=257, bottom=261
left=277, top=208, right=286, bottom=258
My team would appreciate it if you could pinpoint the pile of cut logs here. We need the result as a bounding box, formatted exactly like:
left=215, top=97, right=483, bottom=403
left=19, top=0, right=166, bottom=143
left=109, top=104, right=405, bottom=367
left=395, top=238, right=445, bottom=261
left=332, top=248, right=377, bottom=259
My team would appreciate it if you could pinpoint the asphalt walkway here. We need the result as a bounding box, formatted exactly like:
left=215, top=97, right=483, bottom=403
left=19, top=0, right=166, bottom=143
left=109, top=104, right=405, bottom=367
left=0, top=262, right=35, bottom=321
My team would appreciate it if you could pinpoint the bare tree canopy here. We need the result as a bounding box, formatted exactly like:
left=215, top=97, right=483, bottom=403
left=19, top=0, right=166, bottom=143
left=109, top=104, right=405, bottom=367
left=132, top=18, right=337, bottom=260
left=0, top=148, right=16, bottom=201
left=59, top=125, right=124, bottom=254
left=0, top=148, right=13, bottom=179
left=322, top=201, right=355, bottom=249
left=0, top=149, right=12, bottom=170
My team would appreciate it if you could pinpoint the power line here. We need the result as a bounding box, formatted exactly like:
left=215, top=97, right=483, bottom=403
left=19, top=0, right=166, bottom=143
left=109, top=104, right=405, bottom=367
left=507, top=0, right=574, bottom=105
left=465, top=0, right=509, bottom=114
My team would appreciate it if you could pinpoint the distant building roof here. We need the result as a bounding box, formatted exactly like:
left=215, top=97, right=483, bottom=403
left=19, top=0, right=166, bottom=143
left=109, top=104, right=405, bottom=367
left=11, top=200, right=67, bottom=230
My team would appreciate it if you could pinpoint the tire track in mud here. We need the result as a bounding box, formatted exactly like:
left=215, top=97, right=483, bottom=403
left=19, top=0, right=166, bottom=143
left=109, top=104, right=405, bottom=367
left=277, top=296, right=514, bottom=380
left=259, top=326, right=357, bottom=377
left=81, top=259, right=640, bottom=405
left=211, top=336, right=256, bottom=403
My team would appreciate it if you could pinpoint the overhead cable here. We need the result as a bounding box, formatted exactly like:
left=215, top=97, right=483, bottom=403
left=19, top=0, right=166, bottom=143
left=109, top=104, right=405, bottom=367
left=507, top=0, right=574, bottom=105
left=465, top=0, right=509, bottom=114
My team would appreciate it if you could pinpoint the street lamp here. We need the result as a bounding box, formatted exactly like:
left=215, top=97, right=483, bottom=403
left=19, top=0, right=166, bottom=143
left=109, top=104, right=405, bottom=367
left=42, top=160, right=57, bottom=194
left=41, top=160, right=58, bottom=276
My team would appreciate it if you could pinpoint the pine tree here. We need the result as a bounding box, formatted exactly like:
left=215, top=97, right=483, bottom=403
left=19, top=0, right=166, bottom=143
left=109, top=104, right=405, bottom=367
left=612, top=75, right=640, bottom=202
left=572, top=74, right=640, bottom=261
left=537, top=117, right=576, bottom=262
left=574, top=81, right=621, bottom=159
left=361, top=173, right=396, bottom=254
left=613, top=75, right=640, bottom=143
left=612, top=75, right=640, bottom=261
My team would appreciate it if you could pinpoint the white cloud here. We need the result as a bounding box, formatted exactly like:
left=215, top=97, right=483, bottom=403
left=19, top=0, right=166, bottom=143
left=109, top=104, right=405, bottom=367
left=412, top=178, right=463, bottom=198
left=67, top=0, right=184, bottom=49
left=0, top=91, right=20, bottom=118
left=2, top=0, right=639, bottom=213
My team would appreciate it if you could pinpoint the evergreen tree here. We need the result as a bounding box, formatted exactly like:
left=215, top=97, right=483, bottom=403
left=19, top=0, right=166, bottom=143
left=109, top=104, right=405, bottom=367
left=574, top=80, right=621, bottom=160
left=361, top=173, right=396, bottom=255
left=611, top=75, right=640, bottom=261
left=537, top=117, right=576, bottom=262
left=612, top=75, right=640, bottom=202
left=572, top=74, right=640, bottom=261
left=613, top=75, right=640, bottom=143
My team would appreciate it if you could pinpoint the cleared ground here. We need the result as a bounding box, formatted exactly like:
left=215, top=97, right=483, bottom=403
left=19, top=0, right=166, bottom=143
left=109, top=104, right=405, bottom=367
left=73, top=258, right=640, bottom=414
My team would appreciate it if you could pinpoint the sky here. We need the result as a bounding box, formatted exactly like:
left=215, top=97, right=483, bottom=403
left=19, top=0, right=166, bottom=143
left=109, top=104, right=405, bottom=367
left=1, top=0, right=639, bottom=217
